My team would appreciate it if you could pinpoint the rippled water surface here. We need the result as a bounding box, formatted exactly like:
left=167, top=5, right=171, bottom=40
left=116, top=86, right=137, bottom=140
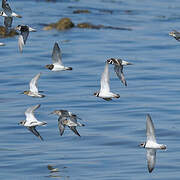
left=0, top=0, right=180, bottom=179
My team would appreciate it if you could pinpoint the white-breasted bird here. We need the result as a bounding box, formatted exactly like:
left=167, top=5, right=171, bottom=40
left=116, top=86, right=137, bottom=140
left=22, top=72, right=45, bottom=98
left=0, top=0, right=22, bottom=31
left=51, top=110, right=84, bottom=136
left=94, top=62, right=120, bottom=101
left=15, top=25, right=36, bottom=53
left=45, top=42, right=73, bottom=71
left=169, top=30, right=180, bottom=42
left=139, top=114, right=166, bottom=173
left=107, top=58, right=132, bottom=86
left=19, top=104, right=47, bottom=141
left=0, top=42, right=5, bottom=46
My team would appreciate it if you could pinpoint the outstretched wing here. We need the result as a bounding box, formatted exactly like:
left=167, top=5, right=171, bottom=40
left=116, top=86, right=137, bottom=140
left=2, top=0, right=12, bottom=15
left=114, top=65, right=127, bottom=86
left=69, top=114, right=77, bottom=124
left=27, top=126, right=44, bottom=141
left=146, top=114, right=156, bottom=143
left=100, top=62, right=110, bottom=93
left=58, top=116, right=66, bottom=136
left=25, top=104, right=40, bottom=122
left=146, top=149, right=156, bottom=173
left=29, top=73, right=41, bottom=94
left=52, top=42, right=63, bottom=65
left=69, top=126, right=81, bottom=136
left=4, top=16, right=12, bottom=30
left=2, top=0, right=6, bottom=9
left=21, top=30, right=29, bottom=45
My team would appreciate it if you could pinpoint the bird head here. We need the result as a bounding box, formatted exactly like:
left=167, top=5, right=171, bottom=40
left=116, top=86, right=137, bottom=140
left=15, top=25, right=21, bottom=31
left=139, top=142, right=146, bottom=148
left=107, top=58, right=116, bottom=64
left=93, top=92, right=99, bottom=97
left=0, top=11, right=6, bottom=16
left=50, top=110, right=61, bottom=116
left=23, top=91, right=29, bottom=95
left=45, top=64, right=54, bottom=70
left=18, top=120, right=26, bottom=125
left=169, top=31, right=177, bottom=37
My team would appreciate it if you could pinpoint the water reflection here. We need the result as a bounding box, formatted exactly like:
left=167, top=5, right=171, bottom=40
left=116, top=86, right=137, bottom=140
left=46, top=164, right=69, bottom=179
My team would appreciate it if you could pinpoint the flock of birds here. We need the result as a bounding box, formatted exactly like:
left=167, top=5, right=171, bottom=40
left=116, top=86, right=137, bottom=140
left=1, top=0, right=180, bottom=175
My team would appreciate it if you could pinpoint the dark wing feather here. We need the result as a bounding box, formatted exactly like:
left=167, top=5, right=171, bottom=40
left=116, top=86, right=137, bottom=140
left=58, top=116, right=66, bottom=136
left=3, top=1, right=12, bottom=14
left=69, top=126, right=81, bottom=136
left=114, top=65, right=127, bottom=86
left=147, top=149, right=156, bottom=173
left=4, top=16, right=12, bottom=30
left=103, top=98, right=112, bottom=101
left=2, top=0, right=6, bottom=9
left=21, top=30, right=29, bottom=44
left=27, top=127, right=44, bottom=141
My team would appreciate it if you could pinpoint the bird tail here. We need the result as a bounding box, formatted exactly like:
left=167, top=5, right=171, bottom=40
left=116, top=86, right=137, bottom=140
left=41, top=122, right=47, bottom=126
left=160, top=145, right=166, bottom=150
left=40, top=94, right=46, bottom=98
left=114, top=94, right=120, bottom=98
left=65, top=67, right=73, bottom=70
left=77, top=122, right=85, bottom=127
left=12, top=12, right=22, bottom=18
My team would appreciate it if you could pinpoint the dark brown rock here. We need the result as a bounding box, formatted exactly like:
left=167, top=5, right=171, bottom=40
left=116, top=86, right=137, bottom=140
left=43, top=18, right=74, bottom=31
left=0, top=26, right=18, bottom=38
left=77, top=23, right=104, bottom=29
left=43, top=18, right=132, bottom=31
left=73, top=9, right=91, bottom=14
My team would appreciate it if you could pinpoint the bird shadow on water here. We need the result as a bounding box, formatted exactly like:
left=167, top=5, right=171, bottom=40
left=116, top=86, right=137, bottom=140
left=45, top=164, right=70, bottom=179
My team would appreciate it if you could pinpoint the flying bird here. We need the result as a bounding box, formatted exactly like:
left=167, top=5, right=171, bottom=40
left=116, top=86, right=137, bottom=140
left=45, top=42, right=73, bottom=71
left=19, top=104, right=47, bottom=141
left=139, top=114, right=166, bottom=173
left=22, top=72, right=45, bottom=98
left=0, top=42, right=5, bottom=46
left=51, top=110, right=84, bottom=136
left=94, top=62, right=120, bottom=101
left=169, top=30, right=180, bottom=41
left=107, top=58, right=132, bottom=86
left=15, top=25, right=36, bottom=53
left=0, top=0, right=22, bottom=31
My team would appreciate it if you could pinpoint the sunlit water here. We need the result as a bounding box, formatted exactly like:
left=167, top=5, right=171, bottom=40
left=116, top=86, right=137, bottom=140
left=0, top=0, right=180, bottom=179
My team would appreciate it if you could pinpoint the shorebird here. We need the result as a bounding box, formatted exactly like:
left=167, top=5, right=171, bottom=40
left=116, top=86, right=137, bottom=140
left=45, top=42, right=73, bottom=71
left=51, top=110, right=84, bottom=136
left=22, top=72, right=45, bottom=98
left=0, top=42, right=5, bottom=46
left=169, top=30, right=180, bottom=41
left=19, top=104, right=47, bottom=141
left=0, top=0, right=22, bottom=31
left=107, top=58, right=132, bottom=86
left=139, top=114, right=166, bottom=173
left=94, top=62, right=120, bottom=101
left=15, top=25, right=36, bottom=52
left=47, top=165, right=59, bottom=173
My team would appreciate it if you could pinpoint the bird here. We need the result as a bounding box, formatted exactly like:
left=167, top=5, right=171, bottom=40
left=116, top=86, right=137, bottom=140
left=94, top=61, right=120, bottom=101
left=51, top=110, right=84, bottom=136
left=0, top=42, right=5, bottom=46
left=47, top=165, right=59, bottom=173
left=107, top=58, right=132, bottom=86
left=22, top=72, right=45, bottom=98
left=45, top=42, right=73, bottom=71
left=0, top=0, right=22, bottom=31
left=19, top=104, right=47, bottom=141
left=169, top=30, right=180, bottom=41
left=15, top=25, right=36, bottom=53
left=139, top=114, right=166, bottom=173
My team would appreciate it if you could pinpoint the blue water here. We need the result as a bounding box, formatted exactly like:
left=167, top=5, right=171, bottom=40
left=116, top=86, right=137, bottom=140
left=0, top=0, right=180, bottom=179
